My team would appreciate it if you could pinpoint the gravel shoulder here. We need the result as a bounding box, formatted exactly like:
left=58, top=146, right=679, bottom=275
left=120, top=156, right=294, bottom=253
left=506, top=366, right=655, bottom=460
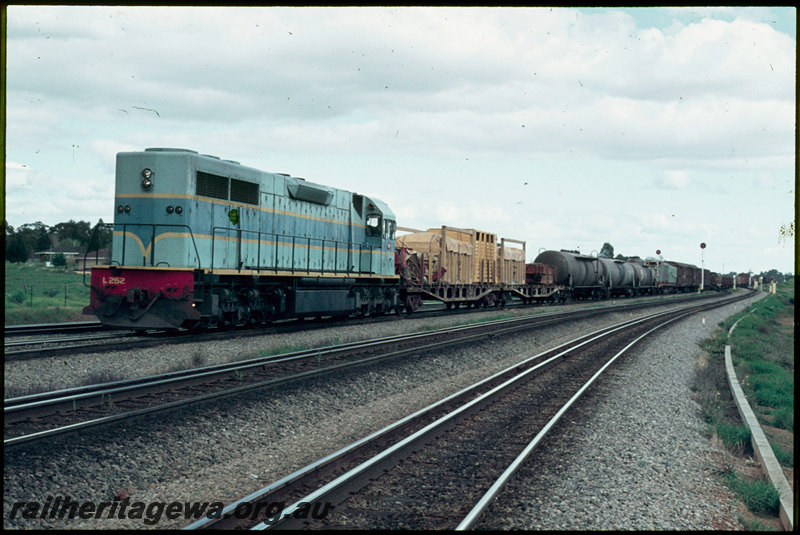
left=476, top=291, right=765, bottom=530
left=3, top=293, right=759, bottom=529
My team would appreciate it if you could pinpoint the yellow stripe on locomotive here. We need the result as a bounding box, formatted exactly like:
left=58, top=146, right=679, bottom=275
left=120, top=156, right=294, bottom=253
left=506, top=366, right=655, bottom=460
left=110, top=148, right=396, bottom=276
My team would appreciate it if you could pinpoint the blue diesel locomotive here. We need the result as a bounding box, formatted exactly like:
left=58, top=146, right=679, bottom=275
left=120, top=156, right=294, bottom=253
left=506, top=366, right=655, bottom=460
left=84, top=148, right=399, bottom=329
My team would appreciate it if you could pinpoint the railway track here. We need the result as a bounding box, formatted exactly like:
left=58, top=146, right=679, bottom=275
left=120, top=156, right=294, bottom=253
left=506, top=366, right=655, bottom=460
left=3, top=292, right=718, bottom=361
left=3, top=301, right=643, bottom=448
left=3, top=292, right=738, bottom=449
left=183, top=291, right=751, bottom=530
left=3, top=320, right=103, bottom=335
left=2, top=304, right=457, bottom=361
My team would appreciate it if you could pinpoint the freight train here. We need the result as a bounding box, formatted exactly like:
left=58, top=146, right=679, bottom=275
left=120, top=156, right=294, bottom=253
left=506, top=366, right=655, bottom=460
left=83, top=148, right=735, bottom=330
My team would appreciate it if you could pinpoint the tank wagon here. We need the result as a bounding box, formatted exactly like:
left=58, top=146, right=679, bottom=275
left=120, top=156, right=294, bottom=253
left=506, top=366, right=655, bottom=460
left=84, top=148, right=399, bottom=329
left=532, top=250, right=658, bottom=299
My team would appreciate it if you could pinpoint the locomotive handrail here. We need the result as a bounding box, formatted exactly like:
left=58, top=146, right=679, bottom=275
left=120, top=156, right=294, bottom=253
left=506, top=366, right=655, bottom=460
left=121, top=223, right=202, bottom=269
left=82, top=223, right=114, bottom=287
left=209, top=226, right=380, bottom=275
left=82, top=223, right=202, bottom=287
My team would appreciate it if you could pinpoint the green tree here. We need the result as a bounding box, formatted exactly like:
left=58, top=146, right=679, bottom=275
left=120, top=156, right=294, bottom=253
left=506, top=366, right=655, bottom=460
left=51, top=220, right=91, bottom=249
left=599, top=242, right=614, bottom=258
left=6, top=233, right=30, bottom=263
left=15, top=222, right=50, bottom=253
left=597, top=242, right=614, bottom=258
left=35, top=226, right=52, bottom=251
left=87, top=219, right=112, bottom=252
left=52, top=253, right=67, bottom=268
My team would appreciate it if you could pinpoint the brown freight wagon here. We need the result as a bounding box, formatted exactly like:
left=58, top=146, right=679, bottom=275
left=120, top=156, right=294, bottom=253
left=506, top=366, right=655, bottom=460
left=736, top=273, right=750, bottom=287
left=525, top=262, right=556, bottom=285
left=395, top=226, right=559, bottom=309
left=666, top=261, right=701, bottom=291
left=396, top=226, right=496, bottom=285
left=498, top=238, right=526, bottom=285
left=395, top=226, right=501, bottom=307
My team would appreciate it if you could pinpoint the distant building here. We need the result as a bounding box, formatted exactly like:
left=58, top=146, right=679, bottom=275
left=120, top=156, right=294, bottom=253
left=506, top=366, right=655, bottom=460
left=79, top=248, right=110, bottom=270
left=34, top=246, right=81, bottom=266
left=34, top=247, right=109, bottom=270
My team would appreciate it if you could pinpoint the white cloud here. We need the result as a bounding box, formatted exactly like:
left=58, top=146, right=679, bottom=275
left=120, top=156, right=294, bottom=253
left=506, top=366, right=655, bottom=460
left=656, top=170, right=691, bottom=190
left=4, top=6, right=795, bottom=272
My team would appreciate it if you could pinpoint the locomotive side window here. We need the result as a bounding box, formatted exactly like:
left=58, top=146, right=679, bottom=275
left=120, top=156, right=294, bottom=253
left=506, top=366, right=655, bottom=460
left=366, top=214, right=381, bottom=237
left=384, top=219, right=396, bottom=240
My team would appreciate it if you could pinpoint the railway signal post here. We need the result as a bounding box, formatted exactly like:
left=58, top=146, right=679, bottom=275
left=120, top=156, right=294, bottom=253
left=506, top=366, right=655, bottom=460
left=700, top=242, right=706, bottom=291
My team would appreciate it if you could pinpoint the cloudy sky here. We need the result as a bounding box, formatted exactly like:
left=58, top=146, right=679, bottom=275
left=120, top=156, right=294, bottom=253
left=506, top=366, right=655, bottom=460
left=4, top=6, right=796, bottom=274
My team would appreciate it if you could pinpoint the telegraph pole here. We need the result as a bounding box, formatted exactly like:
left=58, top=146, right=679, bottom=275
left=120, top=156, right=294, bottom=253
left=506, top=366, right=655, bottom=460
left=700, top=242, right=706, bottom=291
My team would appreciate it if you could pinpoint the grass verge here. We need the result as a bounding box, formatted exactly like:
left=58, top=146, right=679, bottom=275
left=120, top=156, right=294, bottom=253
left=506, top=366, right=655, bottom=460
left=5, top=261, right=95, bottom=325
left=692, top=281, right=793, bottom=528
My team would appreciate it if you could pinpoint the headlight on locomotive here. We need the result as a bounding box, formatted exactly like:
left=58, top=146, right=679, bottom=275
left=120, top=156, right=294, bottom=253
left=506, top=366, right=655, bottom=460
left=141, top=168, right=154, bottom=190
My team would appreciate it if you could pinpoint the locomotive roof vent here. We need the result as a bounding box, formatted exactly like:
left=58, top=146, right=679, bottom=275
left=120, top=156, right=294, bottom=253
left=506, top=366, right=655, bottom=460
left=145, top=148, right=198, bottom=154
left=286, top=176, right=333, bottom=206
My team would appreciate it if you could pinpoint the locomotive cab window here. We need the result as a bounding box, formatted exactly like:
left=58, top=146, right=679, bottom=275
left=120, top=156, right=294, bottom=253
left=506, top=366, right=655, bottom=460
left=384, top=219, right=396, bottom=240
left=366, top=214, right=381, bottom=237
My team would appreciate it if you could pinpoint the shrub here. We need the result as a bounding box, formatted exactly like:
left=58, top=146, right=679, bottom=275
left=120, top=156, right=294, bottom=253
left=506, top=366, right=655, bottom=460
left=771, top=407, right=794, bottom=432
left=42, top=287, right=60, bottom=297
left=715, top=422, right=752, bottom=454
left=722, top=470, right=780, bottom=517
left=8, top=290, right=27, bottom=305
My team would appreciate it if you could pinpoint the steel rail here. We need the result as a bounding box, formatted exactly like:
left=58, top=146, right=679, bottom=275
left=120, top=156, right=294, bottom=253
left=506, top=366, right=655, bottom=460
left=3, top=331, right=138, bottom=347
left=183, top=312, right=656, bottom=530
left=455, top=298, right=722, bottom=529
left=7, top=292, right=711, bottom=412
left=186, top=291, right=751, bottom=530
left=5, top=292, right=750, bottom=450
left=251, top=311, right=684, bottom=529
left=3, top=320, right=103, bottom=335
left=3, top=305, right=593, bottom=409
left=2, top=304, right=633, bottom=448
left=3, top=290, right=727, bottom=362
